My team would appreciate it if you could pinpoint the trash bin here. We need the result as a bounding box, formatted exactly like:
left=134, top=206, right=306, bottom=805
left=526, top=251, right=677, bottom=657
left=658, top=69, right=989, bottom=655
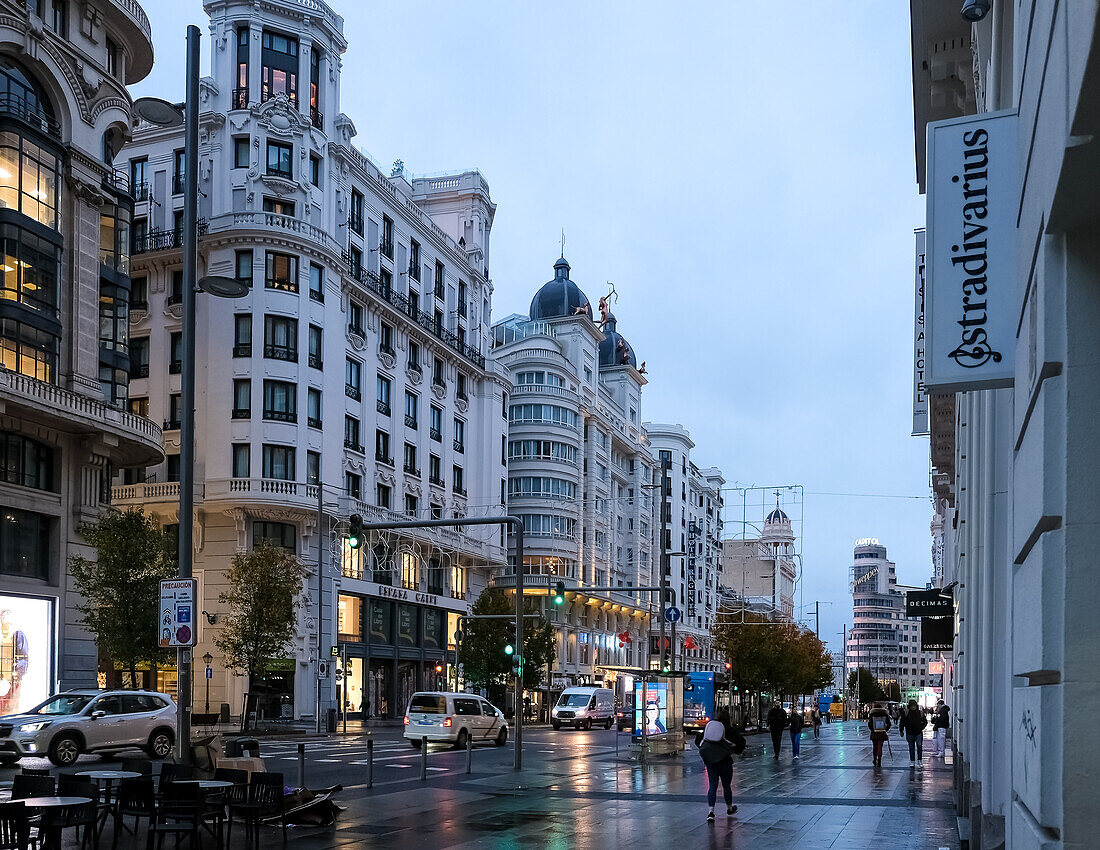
left=326, top=708, right=338, bottom=732
left=219, top=703, right=231, bottom=723
left=225, top=736, right=259, bottom=758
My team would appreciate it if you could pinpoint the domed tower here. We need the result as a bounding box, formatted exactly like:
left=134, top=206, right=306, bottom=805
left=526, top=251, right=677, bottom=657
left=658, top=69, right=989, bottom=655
left=530, top=256, right=590, bottom=320
left=597, top=314, right=637, bottom=368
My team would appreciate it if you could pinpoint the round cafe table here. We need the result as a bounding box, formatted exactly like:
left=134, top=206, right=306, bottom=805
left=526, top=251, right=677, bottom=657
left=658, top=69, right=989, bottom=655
left=20, top=796, right=94, bottom=850
left=77, top=769, right=143, bottom=827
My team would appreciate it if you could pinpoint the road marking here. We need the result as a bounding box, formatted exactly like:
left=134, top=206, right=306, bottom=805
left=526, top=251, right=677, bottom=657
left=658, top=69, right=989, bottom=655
left=388, top=763, right=413, bottom=769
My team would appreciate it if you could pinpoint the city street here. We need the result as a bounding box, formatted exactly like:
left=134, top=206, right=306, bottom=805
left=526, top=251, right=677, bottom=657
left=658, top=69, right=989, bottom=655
left=1, top=721, right=958, bottom=848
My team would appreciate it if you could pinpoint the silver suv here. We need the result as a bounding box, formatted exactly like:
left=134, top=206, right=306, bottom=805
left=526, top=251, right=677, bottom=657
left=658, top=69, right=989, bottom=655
left=0, top=690, right=177, bottom=767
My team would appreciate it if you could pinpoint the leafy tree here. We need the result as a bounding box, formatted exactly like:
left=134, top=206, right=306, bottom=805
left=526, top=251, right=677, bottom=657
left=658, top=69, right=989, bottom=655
left=883, top=681, right=902, bottom=702
left=521, top=621, right=556, bottom=689
left=847, top=666, right=886, bottom=705
left=70, top=508, right=176, bottom=687
left=461, top=587, right=555, bottom=693
left=214, top=542, right=305, bottom=727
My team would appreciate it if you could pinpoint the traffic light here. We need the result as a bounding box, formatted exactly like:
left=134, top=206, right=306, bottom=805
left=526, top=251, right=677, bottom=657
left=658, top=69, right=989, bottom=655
left=504, top=622, right=516, bottom=656
left=434, top=663, right=443, bottom=674
left=725, top=662, right=732, bottom=672
left=553, top=581, right=565, bottom=605
left=347, top=513, right=363, bottom=549
left=511, top=654, right=522, bottom=675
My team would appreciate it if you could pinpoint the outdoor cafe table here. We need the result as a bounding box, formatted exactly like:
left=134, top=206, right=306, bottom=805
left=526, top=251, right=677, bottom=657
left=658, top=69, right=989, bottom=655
left=77, top=769, right=143, bottom=827
left=19, top=796, right=94, bottom=850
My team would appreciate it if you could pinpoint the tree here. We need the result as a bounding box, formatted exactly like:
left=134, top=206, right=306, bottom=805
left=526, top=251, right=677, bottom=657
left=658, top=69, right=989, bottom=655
left=214, top=542, right=305, bottom=727
left=848, top=666, right=886, bottom=705
left=69, top=508, right=176, bottom=687
left=883, top=681, right=902, bottom=702
left=521, top=621, right=556, bottom=690
left=461, top=588, right=555, bottom=698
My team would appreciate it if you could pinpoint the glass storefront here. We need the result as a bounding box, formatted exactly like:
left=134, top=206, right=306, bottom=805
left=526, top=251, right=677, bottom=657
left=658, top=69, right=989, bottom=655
left=0, top=594, right=53, bottom=715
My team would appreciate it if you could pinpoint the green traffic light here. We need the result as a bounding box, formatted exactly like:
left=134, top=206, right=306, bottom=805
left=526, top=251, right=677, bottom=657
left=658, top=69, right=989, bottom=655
left=348, top=534, right=361, bottom=550
left=554, top=593, right=564, bottom=605
left=504, top=644, right=514, bottom=655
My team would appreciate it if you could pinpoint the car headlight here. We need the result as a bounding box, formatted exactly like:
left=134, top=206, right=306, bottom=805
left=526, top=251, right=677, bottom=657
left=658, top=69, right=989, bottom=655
left=17, top=721, right=51, bottom=733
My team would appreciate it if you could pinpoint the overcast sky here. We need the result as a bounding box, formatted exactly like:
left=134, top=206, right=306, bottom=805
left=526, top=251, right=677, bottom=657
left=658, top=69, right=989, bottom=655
left=133, top=1, right=930, bottom=662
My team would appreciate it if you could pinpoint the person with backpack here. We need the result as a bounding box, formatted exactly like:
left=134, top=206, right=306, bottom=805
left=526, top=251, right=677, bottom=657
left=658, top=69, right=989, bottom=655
left=899, top=699, right=928, bottom=766
left=766, top=702, right=789, bottom=759
left=931, top=700, right=950, bottom=756
left=788, top=706, right=804, bottom=759
left=694, top=708, right=745, bottom=822
left=867, top=704, right=891, bottom=767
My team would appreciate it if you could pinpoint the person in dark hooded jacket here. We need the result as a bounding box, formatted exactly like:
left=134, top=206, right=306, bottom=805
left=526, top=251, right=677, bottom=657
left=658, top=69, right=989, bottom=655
left=899, top=699, right=928, bottom=766
left=766, top=703, right=788, bottom=759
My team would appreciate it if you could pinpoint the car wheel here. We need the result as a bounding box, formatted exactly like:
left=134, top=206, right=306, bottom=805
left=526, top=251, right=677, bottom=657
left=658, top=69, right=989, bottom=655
left=455, top=729, right=469, bottom=750
left=551, top=722, right=561, bottom=731
left=48, top=734, right=82, bottom=767
left=495, top=727, right=508, bottom=747
left=0, top=754, right=19, bottom=766
left=409, top=738, right=423, bottom=750
left=582, top=719, right=591, bottom=731
left=146, top=728, right=174, bottom=760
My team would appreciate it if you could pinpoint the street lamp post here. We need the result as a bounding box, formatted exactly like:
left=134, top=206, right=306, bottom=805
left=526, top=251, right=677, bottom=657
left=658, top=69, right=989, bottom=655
left=134, top=27, right=250, bottom=763
left=202, top=652, right=212, bottom=714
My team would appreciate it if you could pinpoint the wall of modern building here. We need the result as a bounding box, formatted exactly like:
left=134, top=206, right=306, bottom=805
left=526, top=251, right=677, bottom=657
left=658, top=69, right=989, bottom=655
left=0, top=0, right=162, bottom=713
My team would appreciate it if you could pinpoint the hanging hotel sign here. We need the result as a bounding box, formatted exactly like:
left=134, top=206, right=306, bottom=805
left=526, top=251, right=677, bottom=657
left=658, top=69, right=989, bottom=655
left=905, top=588, right=953, bottom=618
left=920, top=615, right=954, bottom=652
left=912, top=228, right=929, bottom=435
left=925, top=109, right=1019, bottom=392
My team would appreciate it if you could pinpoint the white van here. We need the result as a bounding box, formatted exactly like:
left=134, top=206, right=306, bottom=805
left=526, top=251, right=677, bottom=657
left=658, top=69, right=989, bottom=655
left=403, top=692, right=508, bottom=749
left=551, top=687, right=615, bottom=730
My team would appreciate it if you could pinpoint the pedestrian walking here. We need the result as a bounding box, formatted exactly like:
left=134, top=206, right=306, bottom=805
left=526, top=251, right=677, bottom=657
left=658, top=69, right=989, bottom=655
left=812, top=707, right=823, bottom=738
left=788, top=707, right=804, bottom=759
left=694, top=709, right=745, bottom=822
left=899, top=699, right=928, bottom=767
left=766, top=703, right=788, bottom=759
left=867, top=704, right=891, bottom=767
left=931, top=699, right=950, bottom=756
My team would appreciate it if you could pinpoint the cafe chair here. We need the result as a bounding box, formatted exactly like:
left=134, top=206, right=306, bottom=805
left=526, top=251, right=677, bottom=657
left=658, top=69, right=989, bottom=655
left=147, top=782, right=202, bottom=850
left=119, top=759, right=152, bottom=776
left=227, top=772, right=285, bottom=848
left=44, top=800, right=97, bottom=850
left=156, top=764, right=194, bottom=796
left=110, top=778, right=156, bottom=850
left=10, top=776, right=53, bottom=801
left=15, top=769, right=50, bottom=778
left=0, top=801, right=36, bottom=850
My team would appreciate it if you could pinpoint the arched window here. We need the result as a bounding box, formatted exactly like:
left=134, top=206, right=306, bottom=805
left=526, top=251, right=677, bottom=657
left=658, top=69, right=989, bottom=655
left=0, top=57, right=57, bottom=138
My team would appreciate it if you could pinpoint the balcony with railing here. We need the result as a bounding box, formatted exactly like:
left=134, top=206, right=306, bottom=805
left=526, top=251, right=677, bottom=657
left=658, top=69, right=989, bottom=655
left=307, top=416, right=322, bottom=429
left=453, top=440, right=464, bottom=454
left=345, top=384, right=361, bottom=401
left=344, top=439, right=364, bottom=453
left=132, top=220, right=208, bottom=256
left=264, top=345, right=297, bottom=362
left=233, top=343, right=252, bottom=358
left=263, top=409, right=297, bottom=423
left=308, top=353, right=323, bottom=369
left=266, top=164, right=293, bottom=180
left=429, top=474, right=445, bottom=488
left=403, top=463, right=421, bottom=477
left=172, top=173, right=184, bottom=195
left=231, top=88, right=249, bottom=110
left=310, top=105, right=323, bottom=130
left=409, top=261, right=421, bottom=282
left=206, top=212, right=342, bottom=257
left=404, top=415, right=417, bottom=429
left=0, top=92, right=60, bottom=140
left=376, top=400, right=391, bottom=416
left=130, top=363, right=149, bottom=379
left=430, top=427, right=442, bottom=442
left=376, top=452, right=395, bottom=467
left=379, top=235, right=394, bottom=259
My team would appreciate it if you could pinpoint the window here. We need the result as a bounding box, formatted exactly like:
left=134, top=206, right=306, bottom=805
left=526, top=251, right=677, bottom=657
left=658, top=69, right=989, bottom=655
left=401, top=551, right=418, bottom=587
left=458, top=280, right=466, bottom=317
left=172, top=149, right=184, bottom=194
left=344, top=415, right=361, bottom=452
left=407, top=341, right=420, bottom=372
left=375, top=430, right=391, bottom=464
left=303, top=326, right=322, bottom=373
left=233, top=314, right=252, bottom=357
left=306, top=451, right=320, bottom=485
left=129, top=275, right=147, bottom=311
left=168, top=270, right=183, bottom=306
left=262, top=379, right=296, bottom=422
left=308, top=263, right=324, bottom=302
left=452, top=465, right=465, bottom=495
left=345, top=358, right=361, bottom=399
left=167, top=393, right=182, bottom=429
left=261, top=444, right=295, bottom=480
left=169, top=332, right=182, bottom=373
left=379, top=322, right=393, bottom=354
left=429, top=453, right=442, bottom=484
left=0, top=506, right=50, bottom=580
left=307, top=387, right=322, bottom=428
left=166, top=455, right=180, bottom=482
left=309, top=154, right=321, bottom=187
left=508, top=404, right=578, bottom=427
left=0, top=224, right=59, bottom=320
left=432, top=357, right=444, bottom=387
left=128, top=396, right=148, bottom=417
left=106, top=36, right=119, bottom=80
left=262, top=196, right=294, bottom=216
left=128, top=157, right=147, bottom=198
left=129, top=336, right=149, bottom=377
left=254, top=520, right=295, bottom=551
left=380, top=215, right=393, bottom=258
left=376, top=374, right=391, bottom=415
left=434, top=261, right=445, bottom=300
left=349, top=189, right=363, bottom=235
left=0, top=131, right=59, bottom=232
left=266, top=141, right=292, bottom=178
left=261, top=30, right=298, bottom=104
left=404, top=391, right=418, bottom=428
left=403, top=442, right=418, bottom=475
left=376, top=483, right=391, bottom=510
left=309, top=46, right=322, bottom=126
left=409, top=240, right=420, bottom=280
left=456, top=372, right=467, bottom=401
left=509, top=477, right=577, bottom=500
left=50, top=0, right=67, bottom=38
left=348, top=301, right=363, bottom=336
left=453, top=418, right=465, bottom=453
left=233, top=136, right=249, bottom=169
left=232, top=444, right=250, bottom=478
left=234, top=26, right=249, bottom=105
left=430, top=503, right=443, bottom=520
left=232, top=379, right=250, bottom=418
left=0, top=432, right=53, bottom=491
left=235, top=249, right=252, bottom=287
left=265, top=251, right=298, bottom=292
left=345, top=472, right=361, bottom=500
left=263, top=315, right=297, bottom=360
left=450, top=563, right=465, bottom=599
left=380, top=268, right=392, bottom=295
left=404, top=494, right=418, bottom=517
left=430, top=405, right=443, bottom=441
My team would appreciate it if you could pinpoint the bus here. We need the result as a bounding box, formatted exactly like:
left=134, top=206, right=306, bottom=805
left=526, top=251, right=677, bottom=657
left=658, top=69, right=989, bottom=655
left=684, top=672, right=716, bottom=732
left=818, top=693, right=844, bottom=719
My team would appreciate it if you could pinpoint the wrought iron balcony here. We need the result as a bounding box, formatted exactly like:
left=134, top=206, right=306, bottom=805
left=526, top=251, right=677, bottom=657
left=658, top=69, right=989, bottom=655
left=453, top=440, right=464, bottom=454
left=130, top=181, right=150, bottom=202
left=308, top=416, right=322, bottom=429
left=0, top=92, right=60, bottom=139
left=429, top=474, right=445, bottom=487
left=231, top=88, right=249, bottom=110
left=231, top=407, right=250, bottom=419
left=405, top=415, right=417, bottom=429
left=308, top=354, right=323, bottom=369
left=344, top=439, right=365, bottom=453
left=130, top=364, right=149, bottom=379
left=379, top=236, right=394, bottom=259
left=376, top=453, right=394, bottom=467
left=266, top=165, right=293, bottom=180
left=403, top=463, right=421, bottom=477
left=430, top=428, right=442, bottom=442
left=310, top=105, right=323, bottom=130
left=263, top=410, right=297, bottom=423
left=233, top=343, right=252, bottom=358
left=263, top=345, right=297, bottom=362
left=348, top=323, right=365, bottom=338
left=376, top=401, right=391, bottom=416
left=131, top=220, right=207, bottom=255
left=345, top=384, right=361, bottom=401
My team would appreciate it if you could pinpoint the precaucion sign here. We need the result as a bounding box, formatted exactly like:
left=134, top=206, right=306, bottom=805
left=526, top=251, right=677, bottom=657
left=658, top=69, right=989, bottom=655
left=158, top=579, right=198, bottom=648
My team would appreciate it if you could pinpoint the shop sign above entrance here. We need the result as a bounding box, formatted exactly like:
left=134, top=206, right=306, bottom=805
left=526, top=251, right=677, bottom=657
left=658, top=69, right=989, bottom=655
left=340, top=577, right=471, bottom=614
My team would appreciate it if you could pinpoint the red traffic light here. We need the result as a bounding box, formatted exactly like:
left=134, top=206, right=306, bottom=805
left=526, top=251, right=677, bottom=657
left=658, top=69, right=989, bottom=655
left=725, top=662, right=732, bottom=671
left=435, top=663, right=443, bottom=674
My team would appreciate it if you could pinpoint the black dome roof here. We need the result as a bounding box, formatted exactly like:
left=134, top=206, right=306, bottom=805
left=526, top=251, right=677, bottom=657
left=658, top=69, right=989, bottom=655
left=530, top=257, right=590, bottom=320
left=766, top=507, right=790, bottom=524
left=598, top=314, right=637, bottom=368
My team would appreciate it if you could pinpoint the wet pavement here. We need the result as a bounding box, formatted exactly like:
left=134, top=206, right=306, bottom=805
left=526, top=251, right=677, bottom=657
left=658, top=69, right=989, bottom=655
left=2, top=719, right=959, bottom=848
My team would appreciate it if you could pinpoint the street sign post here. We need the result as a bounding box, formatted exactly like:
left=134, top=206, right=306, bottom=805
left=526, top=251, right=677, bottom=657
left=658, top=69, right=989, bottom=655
left=664, top=607, right=682, bottom=623
left=158, top=579, right=198, bottom=648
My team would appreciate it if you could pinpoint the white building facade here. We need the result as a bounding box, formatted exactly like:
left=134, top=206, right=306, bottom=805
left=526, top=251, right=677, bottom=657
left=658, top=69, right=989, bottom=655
left=910, top=2, right=1100, bottom=846
left=720, top=505, right=798, bottom=621
left=490, top=259, right=657, bottom=711
left=645, top=424, right=725, bottom=674
left=0, top=0, right=161, bottom=716
left=111, top=0, right=507, bottom=722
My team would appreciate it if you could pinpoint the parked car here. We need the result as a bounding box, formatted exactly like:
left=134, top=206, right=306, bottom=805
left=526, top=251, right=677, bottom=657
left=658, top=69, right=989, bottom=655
left=0, top=690, right=177, bottom=766
left=616, top=693, right=636, bottom=732
left=551, top=687, right=615, bottom=730
left=403, top=692, right=508, bottom=749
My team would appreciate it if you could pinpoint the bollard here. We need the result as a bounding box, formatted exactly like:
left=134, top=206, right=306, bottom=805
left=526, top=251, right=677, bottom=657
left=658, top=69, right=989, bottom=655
left=297, top=742, right=305, bottom=789
left=367, top=736, right=374, bottom=789
left=466, top=729, right=473, bottom=774
left=420, top=736, right=428, bottom=780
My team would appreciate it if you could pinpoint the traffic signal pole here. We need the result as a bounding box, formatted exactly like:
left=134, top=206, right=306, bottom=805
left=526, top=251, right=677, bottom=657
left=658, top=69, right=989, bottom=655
left=658, top=458, right=671, bottom=671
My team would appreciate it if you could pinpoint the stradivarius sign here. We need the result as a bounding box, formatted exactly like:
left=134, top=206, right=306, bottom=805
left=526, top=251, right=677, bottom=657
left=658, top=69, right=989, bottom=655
left=925, top=109, right=1019, bottom=392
